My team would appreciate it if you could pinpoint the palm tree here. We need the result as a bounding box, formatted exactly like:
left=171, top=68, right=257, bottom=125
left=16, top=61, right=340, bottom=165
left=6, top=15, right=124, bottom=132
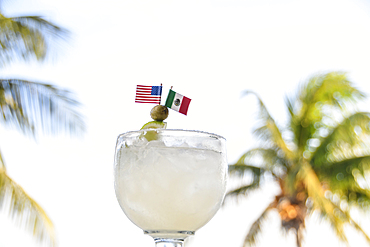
left=226, top=72, right=370, bottom=247
left=0, top=7, right=85, bottom=247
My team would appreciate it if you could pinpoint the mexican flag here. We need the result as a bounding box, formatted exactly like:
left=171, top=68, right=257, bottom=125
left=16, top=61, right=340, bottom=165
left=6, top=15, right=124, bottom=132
left=165, top=89, right=191, bottom=115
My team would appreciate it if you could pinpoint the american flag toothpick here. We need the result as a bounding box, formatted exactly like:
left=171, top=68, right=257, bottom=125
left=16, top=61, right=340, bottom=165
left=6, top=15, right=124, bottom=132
left=135, top=84, right=162, bottom=104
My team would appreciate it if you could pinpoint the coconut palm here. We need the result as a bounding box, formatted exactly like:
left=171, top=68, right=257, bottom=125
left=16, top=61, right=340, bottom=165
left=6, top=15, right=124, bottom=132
left=226, top=72, right=370, bottom=247
left=0, top=7, right=84, bottom=247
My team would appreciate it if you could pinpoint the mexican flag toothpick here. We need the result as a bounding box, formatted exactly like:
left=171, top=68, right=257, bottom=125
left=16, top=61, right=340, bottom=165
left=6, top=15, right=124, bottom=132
left=165, top=88, right=191, bottom=115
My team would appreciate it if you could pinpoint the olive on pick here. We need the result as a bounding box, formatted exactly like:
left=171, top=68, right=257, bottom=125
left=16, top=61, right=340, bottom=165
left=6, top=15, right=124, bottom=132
left=150, top=105, right=169, bottom=121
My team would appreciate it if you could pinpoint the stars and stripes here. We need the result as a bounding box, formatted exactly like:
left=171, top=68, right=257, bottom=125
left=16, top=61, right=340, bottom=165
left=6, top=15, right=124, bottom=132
left=135, top=85, right=162, bottom=104
left=135, top=85, right=191, bottom=116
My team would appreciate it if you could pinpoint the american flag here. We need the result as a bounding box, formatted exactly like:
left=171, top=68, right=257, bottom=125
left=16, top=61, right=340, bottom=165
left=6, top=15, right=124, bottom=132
left=135, top=85, right=162, bottom=104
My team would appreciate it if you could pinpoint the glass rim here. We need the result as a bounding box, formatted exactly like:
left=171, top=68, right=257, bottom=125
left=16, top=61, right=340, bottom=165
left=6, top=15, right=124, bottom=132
left=117, top=129, right=226, bottom=140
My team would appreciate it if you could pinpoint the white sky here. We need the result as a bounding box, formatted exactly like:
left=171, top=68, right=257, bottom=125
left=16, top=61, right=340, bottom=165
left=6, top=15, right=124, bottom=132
left=1, top=0, right=370, bottom=246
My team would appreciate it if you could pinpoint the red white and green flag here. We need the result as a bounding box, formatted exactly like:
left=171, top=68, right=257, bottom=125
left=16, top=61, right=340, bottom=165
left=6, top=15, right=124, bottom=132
left=165, top=89, right=191, bottom=115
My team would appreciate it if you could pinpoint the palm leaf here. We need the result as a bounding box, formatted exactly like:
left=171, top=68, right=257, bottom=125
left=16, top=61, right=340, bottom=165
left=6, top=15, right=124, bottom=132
left=311, top=112, right=370, bottom=166
left=234, top=148, right=287, bottom=170
left=0, top=79, right=85, bottom=137
left=225, top=164, right=264, bottom=203
left=243, top=91, right=295, bottom=161
left=290, top=72, right=365, bottom=153
left=0, top=14, right=68, bottom=65
left=243, top=198, right=278, bottom=247
left=225, top=183, right=261, bottom=202
left=322, top=192, right=370, bottom=244
left=314, top=155, right=370, bottom=195
left=228, top=164, right=264, bottom=179
left=226, top=147, right=288, bottom=202
left=0, top=167, right=55, bottom=246
left=299, top=161, right=370, bottom=244
left=298, top=72, right=364, bottom=118
left=299, top=161, right=348, bottom=242
left=285, top=95, right=295, bottom=119
left=343, top=209, right=370, bottom=244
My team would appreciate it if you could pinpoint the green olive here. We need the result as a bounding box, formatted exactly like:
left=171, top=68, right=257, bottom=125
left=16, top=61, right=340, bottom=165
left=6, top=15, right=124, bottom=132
left=150, top=105, right=169, bottom=121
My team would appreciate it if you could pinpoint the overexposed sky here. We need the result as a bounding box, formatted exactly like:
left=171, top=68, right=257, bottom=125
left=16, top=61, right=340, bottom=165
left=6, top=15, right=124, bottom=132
left=1, top=0, right=370, bottom=246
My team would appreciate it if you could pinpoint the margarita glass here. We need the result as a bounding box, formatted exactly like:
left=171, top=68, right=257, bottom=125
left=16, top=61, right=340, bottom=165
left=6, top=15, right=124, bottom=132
left=114, top=129, right=227, bottom=247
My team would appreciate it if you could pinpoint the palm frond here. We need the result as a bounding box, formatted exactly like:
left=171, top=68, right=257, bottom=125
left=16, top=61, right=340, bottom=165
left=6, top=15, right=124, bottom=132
left=243, top=91, right=295, bottom=161
left=0, top=147, right=6, bottom=171
left=227, top=147, right=286, bottom=203
left=311, top=112, right=370, bottom=166
left=314, top=155, right=370, bottom=195
left=285, top=95, right=295, bottom=119
left=225, top=183, right=261, bottom=202
left=299, top=161, right=351, bottom=243
left=289, top=72, right=365, bottom=154
left=299, top=72, right=364, bottom=115
left=225, top=164, right=264, bottom=203
left=320, top=191, right=370, bottom=245
left=0, top=167, right=55, bottom=246
left=228, top=164, right=263, bottom=179
left=0, top=14, right=68, bottom=65
left=10, top=16, right=67, bottom=37
left=243, top=199, right=277, bottom=247
left=345, top=211, right=370, bottom=244
left=235, top=147, right=287, bottom=169
left=348, top=187, right=370, bottom=206
left=0, top=79, right=85, bottom=137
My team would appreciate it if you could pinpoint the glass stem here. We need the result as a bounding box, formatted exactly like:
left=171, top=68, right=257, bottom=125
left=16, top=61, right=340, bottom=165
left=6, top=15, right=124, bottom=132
left=154, top=239, right=184, bottom=247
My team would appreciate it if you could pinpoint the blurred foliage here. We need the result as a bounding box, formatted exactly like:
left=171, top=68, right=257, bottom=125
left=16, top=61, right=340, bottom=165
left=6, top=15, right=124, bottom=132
left=226, top=72, right=370, bottom=247
left=0, top=79, right=85, bottom=137
left=0, top=4, right=84, bottom=247
left=0, top=13, right=68, bottom=66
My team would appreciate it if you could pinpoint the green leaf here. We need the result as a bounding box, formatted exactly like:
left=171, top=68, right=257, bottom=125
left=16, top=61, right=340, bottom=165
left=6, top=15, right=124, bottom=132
left=313, top=155, right=370, bottom=204
left=288, top=72, right=365, bottom=154
left=226, top=164, right=264, bottom=203
left=228, top=164, right=263, bottom=179
left=299, top=161, right=349, bottom=242
left=299, top=161, right=370, bottom=244
left=225, top=183, right=261, bottom=202
left=0, top=14, right=68, bottom=66
left=0, top=79, right=85, bottom=137
left=311, top=112, right=370, bottom=166
left=243, top=91, right=295, bottom=161
left=0, top=167, right=55, bottom=246
left=243, top=200, right=277, bottom=247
